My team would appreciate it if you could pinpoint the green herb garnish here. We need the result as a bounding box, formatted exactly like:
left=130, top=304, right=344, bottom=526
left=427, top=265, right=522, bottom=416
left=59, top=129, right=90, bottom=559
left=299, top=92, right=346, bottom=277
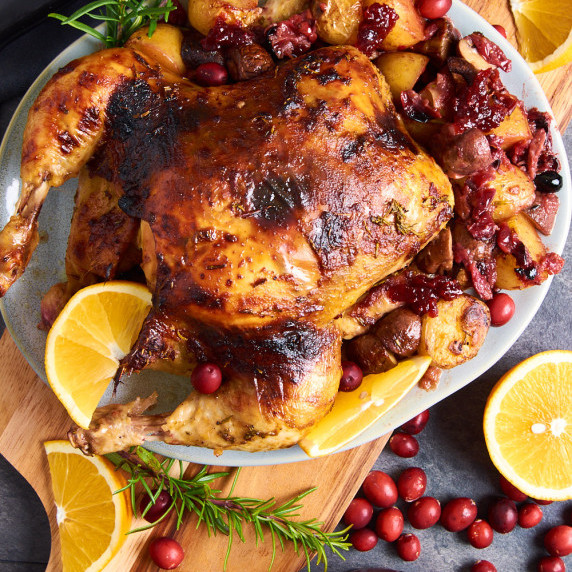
left=106, top=446, right=351, bottom=571
left=49, top=0, right=177, bottom=48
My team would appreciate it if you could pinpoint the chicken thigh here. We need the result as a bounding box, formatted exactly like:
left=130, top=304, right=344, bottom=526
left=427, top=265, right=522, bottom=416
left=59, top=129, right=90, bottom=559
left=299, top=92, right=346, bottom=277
left=0, top=29, right=453, bottom=454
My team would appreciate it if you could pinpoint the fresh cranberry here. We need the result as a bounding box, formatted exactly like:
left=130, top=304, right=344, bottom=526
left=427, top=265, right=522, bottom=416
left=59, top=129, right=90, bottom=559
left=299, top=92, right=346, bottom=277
left=416, top=0, right=452, bottom=19
left=390, top=433, right=419, bottom=458
left=149, top=537, right=184, bottom=570
left=544, top=525, right=572, bottom=557
left=538, top=556, right=566, bottom=572
left=399, top=410, right=430, bottom=434
left=498, top=475, right=528, bottom=501
left=339, top=361, right=363, bottom=392
left=518, top=503, right=543, bottom=528
left=362, top=470, right=398, bottom=508
left=488, top=498, right=518, bottom=534
left=195, top=63, right=228, bottom=87
left=467, top=520, right=494, bottom=549
left=408, top=497, right=441, bottom=529
left=191, top=362, right=222, bottom=394
left=350, top=528, right=378, bottom=551
left=440, top=497, right=478, bottom=532
left=396, top=533, right=421, bottom=561
left=493, top=24, right=507, bottom=38
left=140, top=490, right=173, bottom=523
left=397, top=467, right=427, bottom=502
left=472, top=561, right=497, bottom=572
left=343, top=497, right=373, bottom=529
left=487, top=294, right=516, bottom=327
left=376, top=507, right=404, bottom=542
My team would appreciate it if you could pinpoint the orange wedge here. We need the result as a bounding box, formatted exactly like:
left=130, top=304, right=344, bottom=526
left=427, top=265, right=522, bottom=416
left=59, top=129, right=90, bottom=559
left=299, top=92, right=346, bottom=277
left=509, top=0, right=572, bottom=73
left=299, top=356, right=431, bottom=457
left=483, top=350, right=572, bottom=500
left=45, top=281, right=152, bottom=429
left=44, top=440, right=132, bottom=572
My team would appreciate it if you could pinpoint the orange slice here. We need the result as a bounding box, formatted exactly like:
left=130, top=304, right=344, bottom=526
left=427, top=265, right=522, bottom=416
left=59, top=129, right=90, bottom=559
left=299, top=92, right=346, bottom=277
left=483, top=350, right=572, bottom=500
left=44, top=440, right=132, bottom=571
left=509, top=0, right=572, bottom=73
left=299, top=356, right=431, bottom=457
left=45, top=281, right=152, bottom=429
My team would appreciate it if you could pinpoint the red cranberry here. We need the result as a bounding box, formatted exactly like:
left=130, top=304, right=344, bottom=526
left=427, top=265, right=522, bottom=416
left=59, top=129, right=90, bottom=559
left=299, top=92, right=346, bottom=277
left=408, top=496, right=441, bottom=529
left=350, top=528, right=378, bottom=551
left=376, top=507, right=404, bottom=542
left=149, top=537, right=184, bottom=570
left=493, top=24, right=508, bottom=38
left=518, top=503, right=543, bottom=528
left=195, top=62, right=228, bottom=86
left=140, top=490, right=173, bottom=523
left=343, top=497, right=373, bottom=529
left=488, top=498, right=517, bottom=534
left=471, top=561, right=497, bottom=572
left=467, top=519, right=494, bottom=549
left=191, top=362, right=222, bottom=394
left=396, top=533, right=421, bottom=561
left=399, top=410, right=430, bottom=434
left=397, top=467, right=427, bottom=502
left=339, top=361, right=363, bottom=392
left=389, top=432, right=419, bottom=458
left=498, top=474, right=528, bottom=501
left=362, top=470, right=398, bottom=508
left=416, top=0, right=452, bottom=19
left=538, top=556, right=566, bottom=572
left=487, top=293, right=516, bottom=326
left=441, top=497, right=478, bottom=532
left=544, top=525, right=572, bottom=557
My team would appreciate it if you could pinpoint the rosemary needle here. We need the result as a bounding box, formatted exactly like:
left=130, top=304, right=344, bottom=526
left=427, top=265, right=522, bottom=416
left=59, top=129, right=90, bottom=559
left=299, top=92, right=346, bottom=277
left=106, top=446, right=351, bottom=571
left=49, top=0, right=176, bottom=48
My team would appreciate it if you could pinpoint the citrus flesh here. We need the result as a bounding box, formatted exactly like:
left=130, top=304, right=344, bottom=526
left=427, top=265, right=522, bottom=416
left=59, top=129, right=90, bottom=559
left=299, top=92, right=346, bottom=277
left=509, top=0, right=572, bottom=73
left=44, top=440, right=131, bottom=572
left=45, top=281, right=152, bottom=429
left=484, top=350, right=572, bottom=500
left=299, top=356, right=431, bottom=457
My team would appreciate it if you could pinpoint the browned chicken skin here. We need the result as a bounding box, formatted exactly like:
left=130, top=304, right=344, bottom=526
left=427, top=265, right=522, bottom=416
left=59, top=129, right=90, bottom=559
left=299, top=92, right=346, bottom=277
left=0, top=28, right=454, bottom=454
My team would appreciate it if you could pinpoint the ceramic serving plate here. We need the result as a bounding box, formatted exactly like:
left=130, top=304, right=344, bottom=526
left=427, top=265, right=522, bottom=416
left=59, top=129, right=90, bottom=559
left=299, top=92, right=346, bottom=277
left=0, top=0, right=570, bottom=466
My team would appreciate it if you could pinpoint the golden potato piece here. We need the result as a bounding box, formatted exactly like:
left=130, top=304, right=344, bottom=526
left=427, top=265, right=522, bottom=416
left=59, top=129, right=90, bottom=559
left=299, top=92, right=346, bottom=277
left=495, top=214, right=548, bottom=290
left=490, top=161, right=536, bottom=222
left=187, top=0, right=259, bottom=36
left=261, top=0, right=310, bottom=25
left=363, top=0, right=426, bottom=51
left=375, top=52, right=430, bottom=100
left=311, top=0, right=361, bottom=45
left=487, top=104, right=532, bottom=151
left=418, top=295, right=490, bottom=369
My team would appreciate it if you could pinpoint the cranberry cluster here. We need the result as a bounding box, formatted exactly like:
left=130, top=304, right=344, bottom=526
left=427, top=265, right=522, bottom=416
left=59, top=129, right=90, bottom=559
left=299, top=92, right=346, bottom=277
left=343, top=409, right=572, bottom=571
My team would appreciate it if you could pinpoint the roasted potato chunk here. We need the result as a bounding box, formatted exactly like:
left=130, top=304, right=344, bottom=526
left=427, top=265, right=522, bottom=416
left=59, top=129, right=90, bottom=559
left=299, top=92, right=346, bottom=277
left=495, top=213, right=552, bottom=290
left=366, top=0, right=426, bottom=51
left=311, top=0, right=361, bottom=45
left=418, top=295, right=490, bottom=369
left=375, top=52, right=430, bottom=101
left=490, top=161, right=536, bottom=222
left=487, top=104, right=532, bottom=151
left=126, top=24, right=185, bottom=75
left=187, top=0, right=260, bottom=36
left=371, top=308, right=422, bottom=357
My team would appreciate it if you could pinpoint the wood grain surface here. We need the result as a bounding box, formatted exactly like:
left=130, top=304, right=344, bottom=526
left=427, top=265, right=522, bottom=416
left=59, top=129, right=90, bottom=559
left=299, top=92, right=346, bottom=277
left=0, top=1, right=570, bottom=571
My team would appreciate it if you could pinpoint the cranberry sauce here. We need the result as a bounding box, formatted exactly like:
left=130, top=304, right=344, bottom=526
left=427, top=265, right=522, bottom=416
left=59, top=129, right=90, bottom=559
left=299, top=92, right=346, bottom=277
left=387, top=272, right=463, bottom=317
left=356, top=3, right=399, bottom=57
left=266, top=10, right=317, bottom=58
left=201, top=17, right=255, bottom=51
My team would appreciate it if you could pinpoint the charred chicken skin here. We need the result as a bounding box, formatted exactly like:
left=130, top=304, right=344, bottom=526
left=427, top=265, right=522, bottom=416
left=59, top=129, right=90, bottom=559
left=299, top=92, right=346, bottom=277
left=0, top=28, right=454, bottom=454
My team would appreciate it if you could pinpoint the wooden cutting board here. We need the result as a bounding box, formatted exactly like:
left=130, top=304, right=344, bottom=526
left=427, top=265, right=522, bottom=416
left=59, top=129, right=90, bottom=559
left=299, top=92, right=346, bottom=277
left=0, top=2, right=571, bottom=571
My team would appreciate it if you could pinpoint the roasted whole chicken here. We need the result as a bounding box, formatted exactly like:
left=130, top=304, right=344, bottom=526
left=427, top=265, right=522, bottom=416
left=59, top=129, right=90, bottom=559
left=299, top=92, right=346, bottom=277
left=0, top=25, right=454, bottom=454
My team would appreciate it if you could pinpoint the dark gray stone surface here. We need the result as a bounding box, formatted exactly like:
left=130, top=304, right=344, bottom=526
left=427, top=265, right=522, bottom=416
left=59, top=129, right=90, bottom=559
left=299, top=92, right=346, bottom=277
left=0, top=6, right=570, bottom=571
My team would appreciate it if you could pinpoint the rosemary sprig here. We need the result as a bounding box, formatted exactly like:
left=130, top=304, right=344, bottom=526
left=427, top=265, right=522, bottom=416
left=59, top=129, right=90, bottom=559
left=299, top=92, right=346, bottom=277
left=49, top=0, right=176, bottom=48
left=105, top=447, right=351, bottom=571
left=371, top=199, right=422, bottom=237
